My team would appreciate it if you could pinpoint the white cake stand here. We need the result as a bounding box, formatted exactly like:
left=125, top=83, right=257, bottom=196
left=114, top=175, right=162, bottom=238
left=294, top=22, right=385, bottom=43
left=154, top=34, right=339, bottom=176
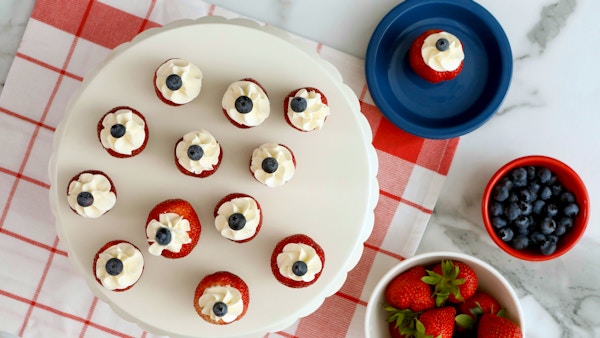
left=49, top=16, right=379, bottom=338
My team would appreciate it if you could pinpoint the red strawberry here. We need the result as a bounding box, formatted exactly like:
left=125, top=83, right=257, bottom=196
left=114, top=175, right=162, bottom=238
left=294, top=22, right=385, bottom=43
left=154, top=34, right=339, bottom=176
left=477, top=313, right=522, bottom=338
left=455, top=291, right=501, bottom=331
left=385, top=265, right=435, bottom=312
left=145, top=199, right=201, bottom=259
left=459, top=291, right=501, bottom=318
left=416, top=306, right=456, bottom=338
left=423, top=260, right=479, bottom=305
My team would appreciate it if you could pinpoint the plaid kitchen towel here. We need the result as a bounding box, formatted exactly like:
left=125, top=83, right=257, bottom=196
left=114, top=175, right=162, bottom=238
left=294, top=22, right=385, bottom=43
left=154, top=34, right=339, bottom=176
left=0, top=0, right=459, bottom=337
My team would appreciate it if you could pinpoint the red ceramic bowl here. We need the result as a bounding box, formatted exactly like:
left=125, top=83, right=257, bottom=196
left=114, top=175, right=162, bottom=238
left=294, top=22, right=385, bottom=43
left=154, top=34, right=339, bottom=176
left=482, top=155, right=589, bottom=261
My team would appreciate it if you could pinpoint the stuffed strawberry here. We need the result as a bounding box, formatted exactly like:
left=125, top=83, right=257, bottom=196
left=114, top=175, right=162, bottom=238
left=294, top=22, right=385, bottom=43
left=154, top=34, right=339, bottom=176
left=145, top=199, right=201, bottom=259
left=385, top=265, right=435, bottom=312
left=423, top=260, right=479, bottom=305
left=408, top=29, right=465, bottom=83
left=477, top=312, right=523, bottom=338
left=193, top=271, right=250, bottom=325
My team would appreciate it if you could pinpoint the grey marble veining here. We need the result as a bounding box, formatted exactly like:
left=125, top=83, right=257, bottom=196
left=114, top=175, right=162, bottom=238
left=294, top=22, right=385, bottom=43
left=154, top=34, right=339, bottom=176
left=0, top=0, right=34, bottom=95
left=528, top=0, right=576, bottom=51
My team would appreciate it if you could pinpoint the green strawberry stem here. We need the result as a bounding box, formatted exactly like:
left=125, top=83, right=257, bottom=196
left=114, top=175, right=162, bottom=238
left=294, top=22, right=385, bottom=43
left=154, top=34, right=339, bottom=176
left=414, top=319, right=440, bottom=338
left=421, top=260, right=465, bottom=306
left=384, top=305, right=420, bottom=337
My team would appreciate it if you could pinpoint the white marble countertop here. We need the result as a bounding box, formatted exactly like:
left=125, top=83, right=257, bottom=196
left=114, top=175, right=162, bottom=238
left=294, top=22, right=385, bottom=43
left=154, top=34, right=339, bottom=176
left=2, top=0, right=599, bottom=337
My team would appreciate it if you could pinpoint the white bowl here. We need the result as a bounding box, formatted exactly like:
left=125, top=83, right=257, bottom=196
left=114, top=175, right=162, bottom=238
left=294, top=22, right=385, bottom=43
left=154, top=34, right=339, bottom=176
left=364, top=252, right=524, bottom=337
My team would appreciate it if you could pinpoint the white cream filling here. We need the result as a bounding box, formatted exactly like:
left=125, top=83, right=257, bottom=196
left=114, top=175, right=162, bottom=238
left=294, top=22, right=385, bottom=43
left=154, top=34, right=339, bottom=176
left=221, top=80, right=270, bottom=127
left=146, top=212, right=192, bottom=255
left=198, top=286, right=244, bottom=323
left=287, top=89, right=329, bottom=131
left=155, top=59, right=202, bottom=104
left=175, top=130, right=221, bottom=175
left=215, top=196, right=260, bottom=241
left=250, top=143, right=295, bottom=187
left=421, top=31, right=464, bottom=72
left=95, top=242, right=144, bottom=290
left=277, top=243, right=323, bottom=282
left=99, top=109, right=146, bottom=155
left=67, top=172, right=116, bottom=218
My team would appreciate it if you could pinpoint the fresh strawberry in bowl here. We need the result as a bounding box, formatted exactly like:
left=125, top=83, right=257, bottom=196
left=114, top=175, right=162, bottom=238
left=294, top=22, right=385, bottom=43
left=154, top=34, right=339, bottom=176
left=365, top=252, right=524, bottom=338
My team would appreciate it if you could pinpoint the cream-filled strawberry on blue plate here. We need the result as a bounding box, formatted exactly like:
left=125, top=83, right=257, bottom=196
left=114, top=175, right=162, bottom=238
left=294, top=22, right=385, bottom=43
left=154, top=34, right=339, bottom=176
left=408, top=29, right=464, bottom=83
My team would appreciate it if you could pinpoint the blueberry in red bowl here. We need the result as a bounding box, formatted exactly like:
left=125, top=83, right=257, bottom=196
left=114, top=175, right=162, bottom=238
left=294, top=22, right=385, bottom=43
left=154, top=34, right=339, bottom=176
left=482, top=156, right=589, bottom=261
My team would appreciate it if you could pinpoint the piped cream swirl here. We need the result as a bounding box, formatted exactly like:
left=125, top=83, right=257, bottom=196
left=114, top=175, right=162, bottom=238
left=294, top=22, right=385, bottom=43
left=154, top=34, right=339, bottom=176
left=215, top=196, right=260, bottom=241
left=286, top=89, right=329, bottom=131
left=146, top=213, right=191, bottom=255
left=155, top=59, right=202, bottom=104
left=250, top=143, right=295, bottom=187
left=95, top=242, right=144, bottom=290
left=222, top=80, right=270, bottom=127
left=99, top=108, right=146, bottom=155
left=175, top=130, right=221, bottom=175
left=421, top=31, right=464, bottom=72
left=198, top=286, right=244, bottom=323
left=67, top=172, right=116, bottom=218
left=277, top=243, right=323, bottom=282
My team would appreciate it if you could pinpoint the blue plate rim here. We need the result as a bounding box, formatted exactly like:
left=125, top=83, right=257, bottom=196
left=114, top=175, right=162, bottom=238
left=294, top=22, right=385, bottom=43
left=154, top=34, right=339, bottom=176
left=365, top=0, right=513, bottom=139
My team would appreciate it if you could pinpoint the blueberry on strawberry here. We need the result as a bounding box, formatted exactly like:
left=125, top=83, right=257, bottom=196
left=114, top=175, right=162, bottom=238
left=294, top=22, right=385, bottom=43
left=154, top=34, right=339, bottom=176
left=290, top=97, right=307, bottom=112
left=155, top=227, right=172, bottom=245
left=228, top=213, right=246, bottom=230
left=166, top=74, right=182, bottom=91
left=262, top=157, right=279, bottom=174
left=435, top=38, right=450, bottom=51
left=187, top=145, right=204, bottom=161
left=235, top=96, right=253, bottom=114
left=110, top=124, right=126, bottom=138
left=292, top=261, right=308, bottom=277
left=212, top=302, right=228, bottom=317
left=77, top=191, right=94, bottom=207
left=105, top=258, right=123, bottom=276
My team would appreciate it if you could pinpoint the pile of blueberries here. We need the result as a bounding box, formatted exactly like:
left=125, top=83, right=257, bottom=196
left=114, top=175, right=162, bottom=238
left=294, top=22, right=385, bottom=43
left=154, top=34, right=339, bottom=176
left=487, top=165, right=580, bottom=256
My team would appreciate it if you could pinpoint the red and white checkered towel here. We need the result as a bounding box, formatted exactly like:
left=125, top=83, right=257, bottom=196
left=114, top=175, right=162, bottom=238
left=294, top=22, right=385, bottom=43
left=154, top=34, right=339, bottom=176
left=0, top=1, right=458, bottom=337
